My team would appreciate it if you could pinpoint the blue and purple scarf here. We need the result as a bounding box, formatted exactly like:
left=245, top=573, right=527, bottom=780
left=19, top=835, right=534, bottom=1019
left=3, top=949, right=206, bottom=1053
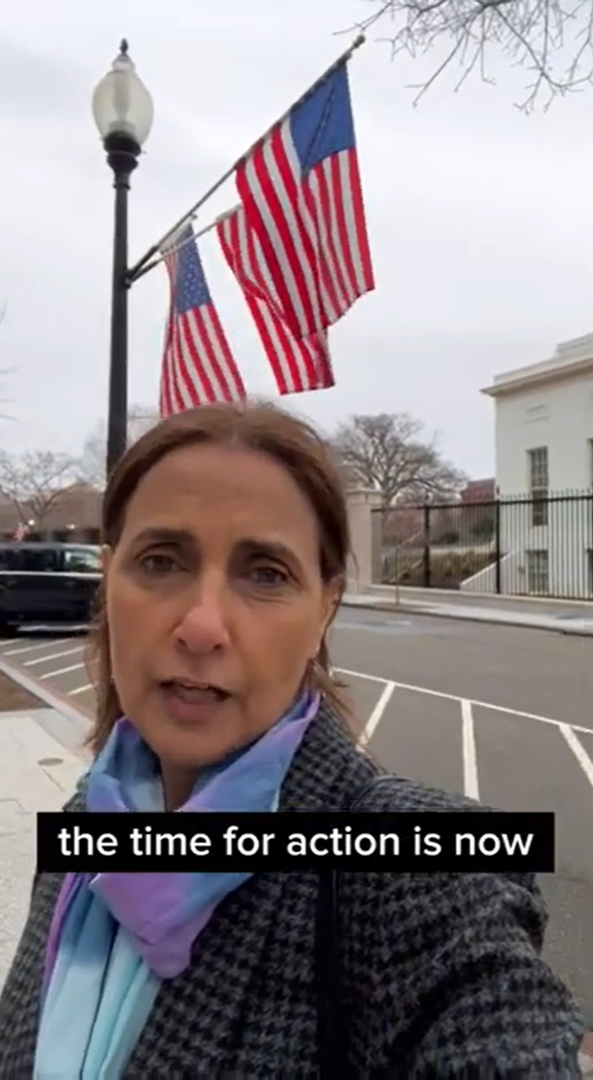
left=42, top=687, right=320, bottom=992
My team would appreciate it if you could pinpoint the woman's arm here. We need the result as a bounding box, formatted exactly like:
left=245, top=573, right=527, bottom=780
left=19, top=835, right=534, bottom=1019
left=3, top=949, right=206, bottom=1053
left=343, top=868, right=584, bottom=1076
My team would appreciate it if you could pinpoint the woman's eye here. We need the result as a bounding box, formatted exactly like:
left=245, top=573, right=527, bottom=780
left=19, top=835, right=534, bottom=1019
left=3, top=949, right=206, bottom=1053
left=250, top=565, right=289, bottom=587
left=139, top=553, right=178, bottom=575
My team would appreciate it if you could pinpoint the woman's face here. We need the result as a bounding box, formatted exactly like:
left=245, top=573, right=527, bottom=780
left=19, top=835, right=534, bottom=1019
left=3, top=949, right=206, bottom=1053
left=103, top=442, right=340, bottom=799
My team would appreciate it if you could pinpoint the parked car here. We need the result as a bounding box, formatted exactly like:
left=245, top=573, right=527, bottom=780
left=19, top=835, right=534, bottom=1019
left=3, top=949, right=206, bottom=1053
left=0, top=542, right=102, bottom=634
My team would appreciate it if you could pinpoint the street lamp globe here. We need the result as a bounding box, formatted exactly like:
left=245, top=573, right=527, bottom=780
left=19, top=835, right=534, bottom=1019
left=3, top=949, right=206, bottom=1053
left=92, top=39, right=154, bottom=152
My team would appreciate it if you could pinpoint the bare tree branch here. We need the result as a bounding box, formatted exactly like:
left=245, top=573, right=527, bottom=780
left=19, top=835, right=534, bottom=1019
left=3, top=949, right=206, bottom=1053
left=0, top=450, right=78, bottom=527
left=77, top=405, right=161, bottom=488
left=334, top=412, right=466, bottom=507
left=343, top=0, right=593, bottom=108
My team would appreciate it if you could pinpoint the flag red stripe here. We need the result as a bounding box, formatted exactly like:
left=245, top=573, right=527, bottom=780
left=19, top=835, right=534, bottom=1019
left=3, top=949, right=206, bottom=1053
left=345, top=151, right=375, bottom=293
left=237, top=127, right=322, bottom=339
left=235, top=68, right=374, bottom=341
left=306, top=163, right=346, bottom=317
left=217, top=210, right=299, bottom=393
left=217, top=207, right=334, bottom=396
left=159, top=239, right=245, bottom=417
left=327, top=153, right=356, bottom=306
left=240, top=214, right=310, bottom=393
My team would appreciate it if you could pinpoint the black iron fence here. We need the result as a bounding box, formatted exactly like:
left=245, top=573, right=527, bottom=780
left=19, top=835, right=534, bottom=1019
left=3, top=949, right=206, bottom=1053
left=372, top=491, right=593, bottom=600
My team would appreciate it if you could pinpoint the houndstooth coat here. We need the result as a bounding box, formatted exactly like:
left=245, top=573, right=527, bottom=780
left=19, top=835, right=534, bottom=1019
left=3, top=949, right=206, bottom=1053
left=0, top=703, right=584, bottom=1077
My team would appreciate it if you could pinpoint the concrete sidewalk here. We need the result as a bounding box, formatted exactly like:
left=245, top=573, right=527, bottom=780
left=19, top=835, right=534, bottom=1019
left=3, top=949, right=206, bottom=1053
left=0, top=709, right=86, bottom=987
left=342, top=589, right=593, bottom=636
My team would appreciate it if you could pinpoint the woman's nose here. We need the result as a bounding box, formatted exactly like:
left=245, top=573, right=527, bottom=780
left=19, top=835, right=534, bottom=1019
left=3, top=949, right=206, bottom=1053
left=173, top=581, right=231, bottom=654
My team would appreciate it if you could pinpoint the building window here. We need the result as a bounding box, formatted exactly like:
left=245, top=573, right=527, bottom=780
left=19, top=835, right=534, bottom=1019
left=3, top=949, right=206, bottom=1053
left=527, top=447, right=548, bottom=526
left=526, top=549, right=549, bottom=594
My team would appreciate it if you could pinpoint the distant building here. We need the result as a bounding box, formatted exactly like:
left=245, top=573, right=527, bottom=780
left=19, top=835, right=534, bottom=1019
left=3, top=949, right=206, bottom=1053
left=0, top=483, right=102, bottom=543
left=459, top=478, right=496, bottom=503
left=0, top=494, right=18, bottom=537
left=483, top=333, right=593, bottom=494
left=0, top=408, right=161, bottom=544
left=479, top=332, right=593, bottom=597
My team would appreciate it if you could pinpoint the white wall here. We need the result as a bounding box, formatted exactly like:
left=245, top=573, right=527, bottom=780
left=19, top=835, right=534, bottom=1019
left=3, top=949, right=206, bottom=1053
left=495, top=371, right=593, bottom=495
left=493, top=371, right=593, bottom=597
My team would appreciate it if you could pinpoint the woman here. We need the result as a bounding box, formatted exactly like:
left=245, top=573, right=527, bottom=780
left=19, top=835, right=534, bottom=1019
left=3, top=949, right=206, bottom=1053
left=0, top=401, right=583, bottom=1076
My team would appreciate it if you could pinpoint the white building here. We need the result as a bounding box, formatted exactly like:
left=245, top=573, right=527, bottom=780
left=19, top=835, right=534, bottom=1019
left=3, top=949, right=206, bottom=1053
left=477, top=333, right=593, bottom=598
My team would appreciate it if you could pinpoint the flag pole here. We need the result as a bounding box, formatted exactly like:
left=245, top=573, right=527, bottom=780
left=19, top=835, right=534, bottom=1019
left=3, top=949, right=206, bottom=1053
left=126, top=34, right=365, bottom=285
left=126, top=207, right=239, bottom=285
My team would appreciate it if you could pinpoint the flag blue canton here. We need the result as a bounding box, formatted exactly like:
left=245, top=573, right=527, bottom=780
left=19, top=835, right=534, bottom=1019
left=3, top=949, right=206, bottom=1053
left=289, top=65, right=356, bottom=175
left=173, top=227, right=212, bottom=314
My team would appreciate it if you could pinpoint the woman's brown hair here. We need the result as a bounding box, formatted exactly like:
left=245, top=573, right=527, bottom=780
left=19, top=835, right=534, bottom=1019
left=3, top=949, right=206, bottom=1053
left=86, top=399, right=352, bottom=755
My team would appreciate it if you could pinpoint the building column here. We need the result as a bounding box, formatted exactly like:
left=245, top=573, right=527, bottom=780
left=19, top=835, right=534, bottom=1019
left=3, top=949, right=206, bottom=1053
left=346, top=487, right=383, bottom=595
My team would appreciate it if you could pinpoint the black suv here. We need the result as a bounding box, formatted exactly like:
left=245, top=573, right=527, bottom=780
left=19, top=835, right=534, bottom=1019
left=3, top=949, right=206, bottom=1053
left=0, top=542, right=102, bottom=634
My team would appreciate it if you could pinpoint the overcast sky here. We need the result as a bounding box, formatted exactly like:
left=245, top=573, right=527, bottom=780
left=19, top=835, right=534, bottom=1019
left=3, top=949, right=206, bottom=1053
left=0, top=0, right=592, bottom=478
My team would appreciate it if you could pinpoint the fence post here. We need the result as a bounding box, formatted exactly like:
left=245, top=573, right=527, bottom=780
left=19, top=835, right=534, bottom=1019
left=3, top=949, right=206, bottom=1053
left=422, top=504, right=431, bottom=587
left=494, top=499, right=502, bottom=594
left=345, top=487, right=383, bottom=594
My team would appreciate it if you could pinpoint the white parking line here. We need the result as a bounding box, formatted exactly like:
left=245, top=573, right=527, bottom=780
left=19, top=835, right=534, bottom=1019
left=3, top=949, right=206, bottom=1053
left=69, top=683, right=93, bottom=696
left=0, top=653, right=90, bottom=730
left=40, top=663, right=86, bottom=680
left=337, top=666, right=386, bottom=685
left=335, top=667, right=593, bottom=737
left=3, top=638, right=69, bottom=657
left=461, top=700, right=480, bottom=800
left=559, top=725, right=593, bottom=791
left=358, top=681, right=396, bottom=748
left=23, top=646, right=84, bottom=667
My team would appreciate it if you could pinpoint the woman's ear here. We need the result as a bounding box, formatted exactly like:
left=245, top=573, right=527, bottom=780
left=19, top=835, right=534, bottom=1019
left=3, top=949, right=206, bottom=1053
left=101, top=545, right=114, bottom=576
left=320, top=575, right=343, bottom=639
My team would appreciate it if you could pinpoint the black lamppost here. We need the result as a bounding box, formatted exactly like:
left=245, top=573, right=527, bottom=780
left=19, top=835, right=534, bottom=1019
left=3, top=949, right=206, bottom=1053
left=92, top=41, right=154, bottom=478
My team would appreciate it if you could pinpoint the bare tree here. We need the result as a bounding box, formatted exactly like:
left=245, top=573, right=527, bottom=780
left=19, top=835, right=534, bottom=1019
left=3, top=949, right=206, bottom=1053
left=77, top=427, right=106, bottom=489
left=351, top=0, right=593, bottom=108
left=0, top=450, right=78, bottom=528
left=78, top=405, right=160, bottom=488
left=334, top=412, right=466, bottom=507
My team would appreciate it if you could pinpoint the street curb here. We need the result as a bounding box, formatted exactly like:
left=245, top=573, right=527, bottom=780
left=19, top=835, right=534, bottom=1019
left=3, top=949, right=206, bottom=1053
left=388, top=585, right=593, bottom=611
left=340, top=600, right=593, bottom=637
left=0, top=653, right=92, bottom=731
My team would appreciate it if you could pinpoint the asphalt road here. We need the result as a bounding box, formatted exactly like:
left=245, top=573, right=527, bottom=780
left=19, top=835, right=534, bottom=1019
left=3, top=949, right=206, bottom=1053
left=1, top=609, right=592, bottom=1023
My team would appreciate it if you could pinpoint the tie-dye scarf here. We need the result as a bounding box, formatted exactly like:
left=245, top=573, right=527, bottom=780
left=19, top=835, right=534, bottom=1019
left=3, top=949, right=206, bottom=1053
left=42, top=688, right=320, bottom=991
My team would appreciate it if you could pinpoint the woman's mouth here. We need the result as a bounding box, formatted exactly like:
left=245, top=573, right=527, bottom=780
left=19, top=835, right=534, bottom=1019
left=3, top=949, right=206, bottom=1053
left=159, top=680, right=231, bottom=723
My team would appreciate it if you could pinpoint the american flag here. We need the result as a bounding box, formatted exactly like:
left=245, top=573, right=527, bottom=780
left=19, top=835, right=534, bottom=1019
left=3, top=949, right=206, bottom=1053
left=217, top=206, right=334, bottom=395
left=235, top=60, right=374, bottom=342
left=159, top=224, right=246, bottom=416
